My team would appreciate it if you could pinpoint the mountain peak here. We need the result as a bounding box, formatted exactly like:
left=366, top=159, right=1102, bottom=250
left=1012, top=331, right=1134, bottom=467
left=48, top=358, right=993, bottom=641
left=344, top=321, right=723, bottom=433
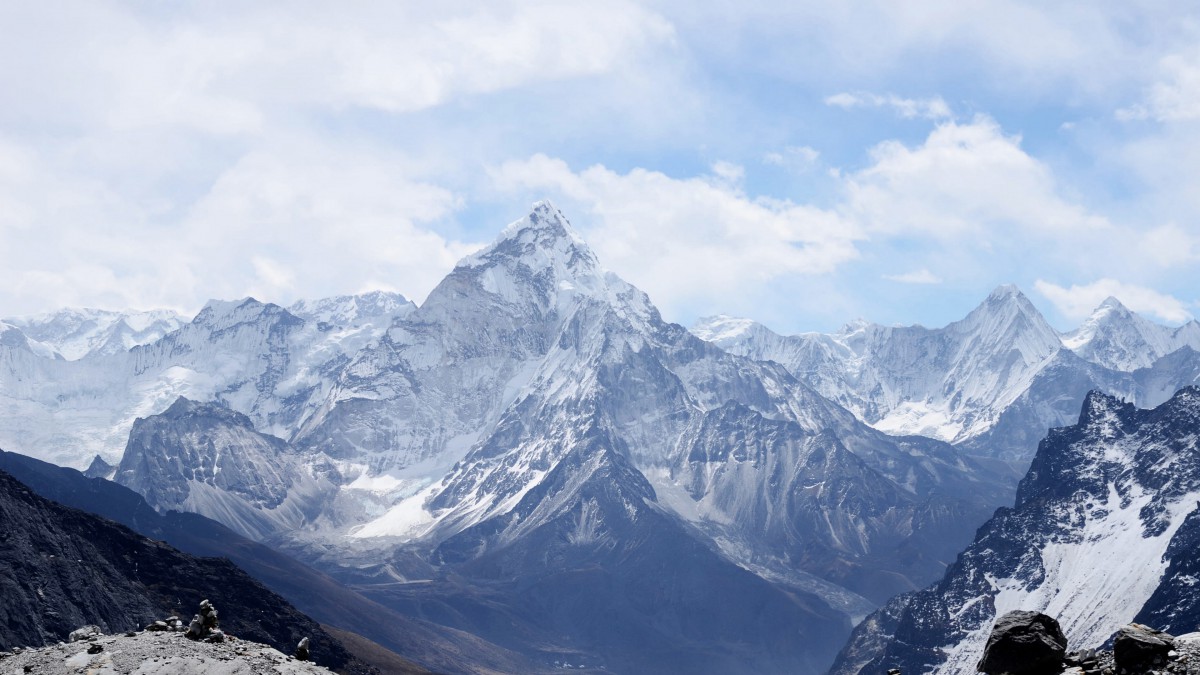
left=987, top=283, right=1022, bottom=301
left=462, top=201, right=594, bottom=269
left=451, top=202, right=611, bottom=305
left=691, top=315, right=761, bottom=344
left=964, top=284, right=1048, bottom=326
left=495, top=199, right=584, bottom=244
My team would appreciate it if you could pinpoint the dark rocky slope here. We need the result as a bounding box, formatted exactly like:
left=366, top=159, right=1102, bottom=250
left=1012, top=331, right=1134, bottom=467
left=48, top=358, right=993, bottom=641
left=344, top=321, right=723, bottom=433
left=0, top=467, right=373, bottom=673
left=0, top=448, right=526, bottom=674
left=831, top=387, right=1200, bottom=674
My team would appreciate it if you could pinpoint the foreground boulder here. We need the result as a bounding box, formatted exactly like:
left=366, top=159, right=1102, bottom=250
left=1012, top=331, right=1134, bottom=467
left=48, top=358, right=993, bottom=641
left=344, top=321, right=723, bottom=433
left=1114, top=624, right=1175, bottom=672
left=977, top=610, right=1067, bottom=675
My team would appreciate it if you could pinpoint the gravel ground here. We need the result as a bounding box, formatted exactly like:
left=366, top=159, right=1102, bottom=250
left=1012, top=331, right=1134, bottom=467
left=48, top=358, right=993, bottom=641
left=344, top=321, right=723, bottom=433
left=0, top=630, right=334, bottom=674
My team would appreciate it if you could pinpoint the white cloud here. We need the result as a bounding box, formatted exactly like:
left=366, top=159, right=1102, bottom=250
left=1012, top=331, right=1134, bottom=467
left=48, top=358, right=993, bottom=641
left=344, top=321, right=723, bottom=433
left=1137, top=223, right=1200, bottom=268
left=0, top=134, right=478, bottom=315
left=0, top=1, right=676, bottom=133
left=844, top=116, right=1110, bottom=238
left=489, top=154, right=862, bottom=317
left=1118, top=47, right=1200, bottom=122
left=884, top=269, right=942, bottom=285
left=764, top=146, right=821, bottom=170
left=825, top=92, right=952, bottom=120
left=1034, top=279, right=1193, bottom=324
left=668, top=1, right=1169, bottom=100
left=0, top=1, right=681, bottom=315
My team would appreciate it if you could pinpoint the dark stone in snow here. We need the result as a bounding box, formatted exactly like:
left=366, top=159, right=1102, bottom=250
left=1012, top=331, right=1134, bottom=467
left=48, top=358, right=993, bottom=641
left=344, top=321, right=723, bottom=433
left=977, top=610, right=1066, bottom=675
left=1114, top=623, right=1174, bottom=672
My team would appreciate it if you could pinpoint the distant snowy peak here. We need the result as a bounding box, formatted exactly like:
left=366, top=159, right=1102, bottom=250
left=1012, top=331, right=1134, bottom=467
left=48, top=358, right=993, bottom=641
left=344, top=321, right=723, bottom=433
left=0, top=321, right=54, bottom=358
left=421, top=200, right=656, bottom=332
left=690, top=285, right=1200, bottom=456
left=948, top=285, right=1061, bottom=359
left=288, top=290, right=415, bottom=327
left=4, top=308, right=185, bottom=360
left=690, top=285, right=1065, bottom=447
left=690, top=315, right=760, bottom=343
left=1064, top=296, right=1200, bottom=370
left=458, top=201, right=612, bottom=304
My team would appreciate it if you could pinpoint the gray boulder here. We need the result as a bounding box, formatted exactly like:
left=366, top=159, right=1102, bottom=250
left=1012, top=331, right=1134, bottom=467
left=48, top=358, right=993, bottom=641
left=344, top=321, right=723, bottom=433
left=977, top=610, right=1067, bottom=675
left=1114, top=623, right=1175, bottom=672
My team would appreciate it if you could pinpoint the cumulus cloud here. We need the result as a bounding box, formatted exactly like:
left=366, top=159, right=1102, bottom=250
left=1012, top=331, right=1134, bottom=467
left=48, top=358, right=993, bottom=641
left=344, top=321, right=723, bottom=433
left=884, top=269, right=942, bottom=284
left=1118, top=47, right=1200, bottom=122
left=824, top=92, right=953, bottom=120
left=0, top=134, right=478, bottom=315
left=844, top=116, right=1110, bottom=238
left=0, top=0, right=678, bottom=316
left=0, top=1, right=676, bottom=132
left=489, top=154, right=862, bottom=315
left=1034, top=279, right=1193, bottom=324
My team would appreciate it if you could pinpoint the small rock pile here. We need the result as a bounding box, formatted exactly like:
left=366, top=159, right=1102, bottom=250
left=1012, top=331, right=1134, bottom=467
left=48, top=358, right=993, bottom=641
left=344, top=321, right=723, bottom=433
left=185, top=598, right=225, bottom=643
left=145, top=615, right=186, bottom=633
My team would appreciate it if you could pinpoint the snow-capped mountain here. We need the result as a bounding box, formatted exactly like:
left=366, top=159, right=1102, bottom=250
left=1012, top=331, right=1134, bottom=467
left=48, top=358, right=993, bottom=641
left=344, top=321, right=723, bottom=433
left=4, top=307, right=185, bottom=360
left=114, top=397, right=338, bottom=541
left=1063, top=296, right=1200, bottom=371
left=829, top=387, right=1200, bottom=674
left=0, top=287, right=416, bottom=468
left=694, top=290, right=1200, bottom=459
left=0, top=203, right=1017, bottom=673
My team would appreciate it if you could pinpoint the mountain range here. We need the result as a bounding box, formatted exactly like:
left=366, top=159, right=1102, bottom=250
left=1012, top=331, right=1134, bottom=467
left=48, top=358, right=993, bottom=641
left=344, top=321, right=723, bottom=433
left=693, top=288, right=1200, bottom=460
left=2, top=201, right=1196, bottom=673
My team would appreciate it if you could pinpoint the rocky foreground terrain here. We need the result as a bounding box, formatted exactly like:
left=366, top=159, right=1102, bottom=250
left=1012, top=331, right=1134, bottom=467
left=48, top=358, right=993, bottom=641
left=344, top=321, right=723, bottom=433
left=910, top=610, right=1200, bottom=675
left=0, top=629, right=333, bottom=674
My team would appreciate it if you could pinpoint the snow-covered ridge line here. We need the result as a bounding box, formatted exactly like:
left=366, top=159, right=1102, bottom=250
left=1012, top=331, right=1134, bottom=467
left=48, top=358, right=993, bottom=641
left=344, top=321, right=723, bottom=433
left=692, top=289, right=1200, bottom=456
left=830, top=386, right=1200, bottom=674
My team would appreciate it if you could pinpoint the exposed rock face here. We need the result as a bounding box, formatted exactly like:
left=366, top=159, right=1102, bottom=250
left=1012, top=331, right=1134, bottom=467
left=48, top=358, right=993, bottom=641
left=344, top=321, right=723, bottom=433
left=0, top=468, right=372, bottom=674
left=829, top=387, right=1200, bottom=674
left=1114, top=624, right=1175, bottom=672
left=977, top=611, right=1067, bottom=675
left=0, top=448, right=521, bottom=675
left=115, top=397, right=335, bottom=541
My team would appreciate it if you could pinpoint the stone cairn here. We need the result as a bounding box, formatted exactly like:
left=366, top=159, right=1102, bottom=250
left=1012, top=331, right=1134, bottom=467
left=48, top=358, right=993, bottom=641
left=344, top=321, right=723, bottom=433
left=184, top=599, right=225, bottom=643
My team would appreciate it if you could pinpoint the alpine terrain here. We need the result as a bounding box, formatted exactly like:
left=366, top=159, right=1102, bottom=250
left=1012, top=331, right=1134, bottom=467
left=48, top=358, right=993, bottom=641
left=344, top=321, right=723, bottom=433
left=831, top=386, right=1200, bottom=674
left=694, top=290, right=1200, bottom=460
left=0, top=203, right=1018, bottom=674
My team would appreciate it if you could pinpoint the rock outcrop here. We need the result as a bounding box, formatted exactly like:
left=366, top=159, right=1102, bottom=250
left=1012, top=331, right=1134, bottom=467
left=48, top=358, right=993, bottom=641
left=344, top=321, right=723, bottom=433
left=0, top=468, right=372, bottom=673
left=978, top=611, right=1067, bottom=675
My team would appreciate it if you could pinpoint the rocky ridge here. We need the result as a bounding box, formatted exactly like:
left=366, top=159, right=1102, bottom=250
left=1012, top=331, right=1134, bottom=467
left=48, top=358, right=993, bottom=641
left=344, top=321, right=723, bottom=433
left=693, top=290, right=1200, bottom=460
left=0, top=467, right=375, bottom=674
left=830, top=387, right=1200, bottom=674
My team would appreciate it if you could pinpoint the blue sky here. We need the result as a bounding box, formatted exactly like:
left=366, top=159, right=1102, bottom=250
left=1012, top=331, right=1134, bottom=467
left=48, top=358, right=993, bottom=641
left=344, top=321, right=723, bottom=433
left=2, top=1, right=1199, bottom=334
